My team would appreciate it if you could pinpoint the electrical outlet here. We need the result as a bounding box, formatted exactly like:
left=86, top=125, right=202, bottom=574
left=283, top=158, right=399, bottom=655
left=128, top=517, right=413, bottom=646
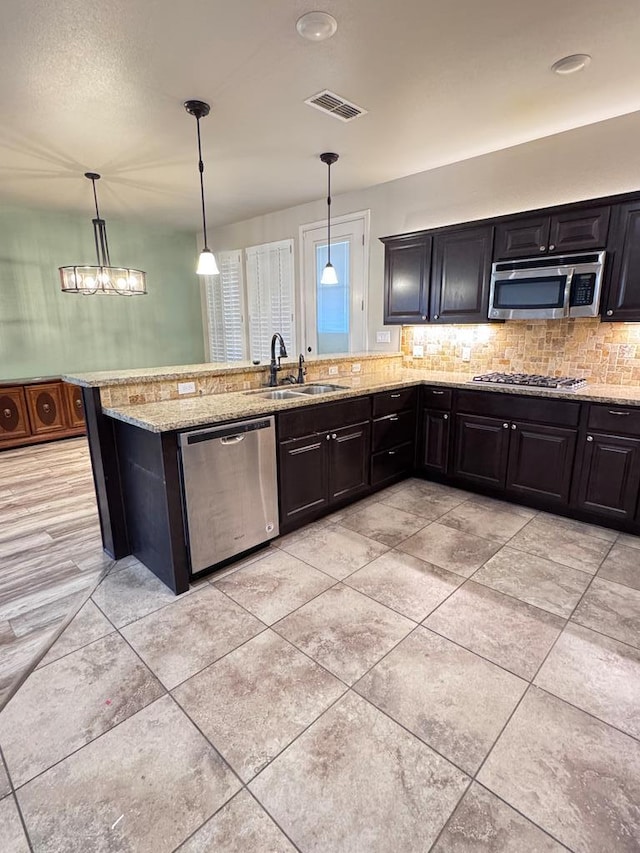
left=351, top=363, right=361, bottom=373
left=178, top=381, right=196, bottom=395
left=328, top=365, right=339, bottom=376
left=412, top=344, right=424, bottom=358
left=461, top=346, right=471, bottom=362
left=376, top=330, right=391, bottom=344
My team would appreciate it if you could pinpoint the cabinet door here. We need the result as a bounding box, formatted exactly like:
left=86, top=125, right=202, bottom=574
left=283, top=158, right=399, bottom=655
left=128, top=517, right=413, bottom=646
left=278, top=433, right=329, bottom=524
left=577, top=432, right=640, bottom=521
left=64, top=383, right=86, bottom=429
left=383, top=236, right=431, bottom=324
left=329, top=421, right=370, bottom=502
left=421, top=408, right=450, bottom=474
left=603, top=201, right=640, bottom=322
left=453, top=414, right=509, bottom=488
left=506, top=422, right=577, bottom=505
left=494, top=216, right=550, bottom=260
left=0, top=386, right=31, bottom=443
left=24, top=383, right=67, bottom=436
left=430, top=225, right=493, bottom=323
left=548, top=206, right=610, bottom=254
left=372, top=410, right=416, bottom=453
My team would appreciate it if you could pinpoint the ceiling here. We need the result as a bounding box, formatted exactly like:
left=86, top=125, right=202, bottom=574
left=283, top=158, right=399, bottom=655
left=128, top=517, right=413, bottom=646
left=1, top=0, right=639, bottom=229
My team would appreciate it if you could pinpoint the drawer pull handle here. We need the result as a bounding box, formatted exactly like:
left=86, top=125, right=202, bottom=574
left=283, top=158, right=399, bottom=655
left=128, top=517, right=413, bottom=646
left=432, top=390, right=445, bottom=395
left=3, top=408, right=11, bottom=418
left=587, top=435, right=594, bottom=442
left=607, top=410, right=630, bottom=416
left=390, top=393, right=401, bottom=398
left=388, top=450, right=396, bottom=456
left=389, top=415, right=399, bottom=422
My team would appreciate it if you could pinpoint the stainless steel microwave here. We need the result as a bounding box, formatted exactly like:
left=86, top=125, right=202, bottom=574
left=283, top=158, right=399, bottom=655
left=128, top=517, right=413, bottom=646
left=489, top=251, right=606, bottom=320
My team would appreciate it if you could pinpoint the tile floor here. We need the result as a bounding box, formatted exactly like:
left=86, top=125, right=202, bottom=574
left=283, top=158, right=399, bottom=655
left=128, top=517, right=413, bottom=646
left=1, top=476, right=640, bottom=851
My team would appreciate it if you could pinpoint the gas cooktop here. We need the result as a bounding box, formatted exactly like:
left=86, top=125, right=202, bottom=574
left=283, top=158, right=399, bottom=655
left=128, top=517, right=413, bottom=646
left=472, top=372, right=587, bottom=390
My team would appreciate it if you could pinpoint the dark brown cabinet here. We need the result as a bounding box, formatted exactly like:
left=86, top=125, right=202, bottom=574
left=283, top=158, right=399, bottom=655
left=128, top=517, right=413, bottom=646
left=577, top=433, right=640, bottom=521
left=329, top=422, right=371, bottom=502
left=421, top=409, right=450, bottom=474
left=505, top=422, right=577, bottom=505
left=371, top=389, right=417, bottom=486
left=382, top=235, right=431, bottom=324
left=602, top=200, right=640, bottom=322
left=430, top=226, right=493, bottom=324
left=494, top=206, right=610, bottom=259
left=0, top=386, right=31, bottom=444
left=453, top=414, right=510, bottom=488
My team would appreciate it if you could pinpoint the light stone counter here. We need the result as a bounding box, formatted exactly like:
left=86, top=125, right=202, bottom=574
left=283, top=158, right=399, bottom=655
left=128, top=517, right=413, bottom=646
left=102, top=369, right=640, bottom=433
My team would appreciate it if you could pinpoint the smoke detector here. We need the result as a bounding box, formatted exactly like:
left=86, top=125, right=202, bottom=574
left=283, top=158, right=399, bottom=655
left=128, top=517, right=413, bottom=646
left=296, top=12, right=338, bottom=42
left=551, top=54, right=591, bottom=75
left=304, top=90, right=367, bottom=122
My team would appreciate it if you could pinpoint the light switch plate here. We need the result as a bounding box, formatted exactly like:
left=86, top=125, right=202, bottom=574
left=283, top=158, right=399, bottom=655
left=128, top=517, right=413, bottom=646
left=178, top=381, right=196, bottom=395
left=376, top=330, right=391, bottom=343
left=412, top=345, right=424, bottom=358
left=328, top=365, right=339, bottom=376
left=351, top=363, right=361, bottom=373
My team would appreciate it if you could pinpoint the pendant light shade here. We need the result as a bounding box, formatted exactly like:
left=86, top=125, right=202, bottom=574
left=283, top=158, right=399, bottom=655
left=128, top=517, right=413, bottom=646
left=185, top=99, right=219, bottom=276
left=59, top=173, right=147, bottom=295
left=320, top=152, right=339, bottom=286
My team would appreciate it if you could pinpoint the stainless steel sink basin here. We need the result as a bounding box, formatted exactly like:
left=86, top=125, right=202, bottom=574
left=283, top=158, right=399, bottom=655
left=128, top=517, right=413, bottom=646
left=296, top=384, right=347, bottom=394
left=253, top=389, right=306, bottom=400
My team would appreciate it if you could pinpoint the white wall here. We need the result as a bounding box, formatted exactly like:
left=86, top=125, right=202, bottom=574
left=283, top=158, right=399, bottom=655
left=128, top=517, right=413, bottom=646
left=212, top=110, right=640, bottom=352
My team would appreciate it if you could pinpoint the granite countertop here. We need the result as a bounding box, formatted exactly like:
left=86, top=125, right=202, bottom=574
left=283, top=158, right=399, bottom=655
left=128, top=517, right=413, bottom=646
left=62, top=352, right=401, bottom=388
left=102, top=370, right=640, bottom=433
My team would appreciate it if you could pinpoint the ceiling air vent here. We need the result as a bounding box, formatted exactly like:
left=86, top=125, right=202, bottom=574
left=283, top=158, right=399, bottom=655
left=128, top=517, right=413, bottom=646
left=304, top=90, right=367, bottom=122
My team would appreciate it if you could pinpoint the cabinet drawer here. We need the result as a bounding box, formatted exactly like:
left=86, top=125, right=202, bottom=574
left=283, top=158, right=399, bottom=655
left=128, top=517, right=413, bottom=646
left=372, top=410, right=416, bottom=452
left=0, top=386, right=31, bottom=442
left=278, top=396, right=371, bottom=440
left=422, top=386, right=452, bottom=410
left=456, top=389, right=580, bottom=427
left=371, top=442, right=415, bottom=486
left=587, top=404, right=640, bottom=437
left=372, top=387, right=417, bottom=417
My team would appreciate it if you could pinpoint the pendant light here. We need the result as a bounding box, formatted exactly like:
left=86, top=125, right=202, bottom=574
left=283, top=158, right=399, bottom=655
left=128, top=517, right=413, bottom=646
left=184, top=99, right=219, bottom=276
left=320, top=152, right=339, bottom=285
left=59, top=173, right=147, bottom=295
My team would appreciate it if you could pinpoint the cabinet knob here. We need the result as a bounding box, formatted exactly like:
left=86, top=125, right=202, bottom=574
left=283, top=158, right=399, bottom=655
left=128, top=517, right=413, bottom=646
left=606, top=310, right=614, bottom=316
left=503, top=422, right=509, bottom=429
left=539, top=245, right=546, bottom=252
left=433, top=314, right=439, bottom=320
left=326, top=434, right=331, bottom=441
left=75, top=399, right=82, bottom=408
left=388, top=450, right=396, bottom=456
left=511, top=424, right=517, bottom=430
left=587, top=435, right=594, bottom=442
left=42, top=403, right=51, bottom=413
left=421, top=315, right=427, bottom=320
left=3, top=408, right=11, bottom=418
left=549, top=244, right=555, bottom=251
left=331, top=433, right=337, bottom=440
left=443, top=414, right=449, bottom=420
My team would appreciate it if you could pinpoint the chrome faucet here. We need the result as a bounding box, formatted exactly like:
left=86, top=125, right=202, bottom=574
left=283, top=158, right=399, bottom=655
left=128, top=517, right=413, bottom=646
left=268, top=333, right=288, bottom=386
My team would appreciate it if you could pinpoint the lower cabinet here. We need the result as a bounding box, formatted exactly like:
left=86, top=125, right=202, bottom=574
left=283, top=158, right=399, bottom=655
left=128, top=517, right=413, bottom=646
left=0, top=387, right=31, bottom=444
left=421, top=408, right=451, bottom=474
left=576, top=432, right=640, bottom=521
left=0, top=378, right=86, bottom=450
left=25, top=383, right=68, bottom=436
left=453, top=414, right=510, bottom=488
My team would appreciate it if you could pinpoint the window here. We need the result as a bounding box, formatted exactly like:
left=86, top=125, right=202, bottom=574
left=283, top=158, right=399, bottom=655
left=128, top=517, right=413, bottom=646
left=203, top=250, right=246, bottom=361
left=245, top=239, right=295, bottom=362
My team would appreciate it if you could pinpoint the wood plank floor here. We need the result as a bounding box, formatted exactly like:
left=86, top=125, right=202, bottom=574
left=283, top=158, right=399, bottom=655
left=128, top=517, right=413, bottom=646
left=0, top=437, right=112, bottom=708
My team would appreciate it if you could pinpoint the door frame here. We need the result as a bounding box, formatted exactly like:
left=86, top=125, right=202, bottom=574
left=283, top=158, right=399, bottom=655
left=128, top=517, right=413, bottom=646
left=298, top=209, right=371, bottom=355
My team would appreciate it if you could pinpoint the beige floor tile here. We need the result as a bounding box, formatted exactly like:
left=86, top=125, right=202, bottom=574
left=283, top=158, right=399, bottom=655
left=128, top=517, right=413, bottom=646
left=174, top=630, right=345, bottom=781
left=437, top=499, right=532, bottom=544
left=425, top=581, right=564, bottom=679
left=92, top=559, right=196, bottom=628
left=179, top=790, right=296, bottom=852
left=474, top=547, right=591, bottom=618
left=597, top=542, right=640, bottom=591
left=356, top=628, right=526, bottom=774
left=509, top=516, right=613, bottom=574
left=37, top=600, right=114, bottom=668
left=275, top=584, right=414, bottom=684
left=249, top=692, right=468, bottom=853
left=535, top=622, right=640, bottom=739
left=339, top=501, right=427, bottom=546
left=0, top=795, right=30, bottom=853
left=537, top=511, right=618, bottom=542
left=122, top=585, right=264, bottom=689
left=397, top=523, right=502, bottom=578
left=345, top=550, right=463, bottom=621
left=0, top=752, right=10, bottom=798
left=380, top=482, right=469, bottom=519
left=617, top=532, right=640, bottom=551
left=214, top=551, right=333, bottom=624
left=478, top=687, right=640, bottom=853
left=432, top=783, right=565, bottom=852
left=17, top=696, right=240, bottom=853
left=279, top=524, right=389, bottom=580
left=572, top=577, right=640, bottom=649
left=0, top=632, right=164, bottom=787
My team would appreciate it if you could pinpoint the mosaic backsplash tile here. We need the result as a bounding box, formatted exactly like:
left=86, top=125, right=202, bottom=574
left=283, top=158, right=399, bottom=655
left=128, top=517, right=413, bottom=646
left=401, top=319, right=640, bottom=385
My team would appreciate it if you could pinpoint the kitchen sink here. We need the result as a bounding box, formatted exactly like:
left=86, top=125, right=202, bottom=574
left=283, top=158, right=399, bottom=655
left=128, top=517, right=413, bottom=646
left=295, top=384, right=347, bottom=394
left=253, top=389, right=306, bottom=400
left=245, top=383, right=347, bottom=400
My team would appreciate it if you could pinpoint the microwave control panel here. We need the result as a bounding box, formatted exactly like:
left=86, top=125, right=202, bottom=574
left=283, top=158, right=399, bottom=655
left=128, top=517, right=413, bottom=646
left=570, top=273, right=596, bottom=307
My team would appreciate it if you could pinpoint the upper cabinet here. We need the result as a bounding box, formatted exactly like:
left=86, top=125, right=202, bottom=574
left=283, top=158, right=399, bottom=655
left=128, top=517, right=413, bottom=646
left=430, top=225, right=493, bottom=324
left=602, top=200, right=640, bottom=322
left=382, top=234, right=431, bottom=324
left=382, top=226, right=492, bottom=325
left=494, top=206, right=610, bottom=259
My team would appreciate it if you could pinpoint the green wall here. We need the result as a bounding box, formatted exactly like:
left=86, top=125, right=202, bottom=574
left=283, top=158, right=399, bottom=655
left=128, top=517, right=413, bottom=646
left=0, top=204, right=205, bottom=380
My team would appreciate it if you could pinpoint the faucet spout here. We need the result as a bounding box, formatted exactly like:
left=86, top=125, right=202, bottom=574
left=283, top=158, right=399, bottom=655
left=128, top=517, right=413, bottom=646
left=268, top=333, right=288, bottom=386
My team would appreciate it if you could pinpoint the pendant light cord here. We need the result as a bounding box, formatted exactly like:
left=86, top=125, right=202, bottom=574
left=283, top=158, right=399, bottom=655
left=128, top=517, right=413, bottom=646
left=195, top=117, right=209, bottom=251
left=326, top=160, right=332, bottom=265
left=88, top=174, right=111, bottom=267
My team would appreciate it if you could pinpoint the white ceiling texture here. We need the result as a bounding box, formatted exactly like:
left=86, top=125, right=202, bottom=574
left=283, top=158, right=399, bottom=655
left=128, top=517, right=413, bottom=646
left=0, top=0, right=639, bottom=228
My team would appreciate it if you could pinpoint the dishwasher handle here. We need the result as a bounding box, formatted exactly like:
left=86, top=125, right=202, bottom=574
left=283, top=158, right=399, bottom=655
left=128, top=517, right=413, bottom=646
left=220, top=434, right=245, bottom=445
left=180, top=416, right=274, bottom=447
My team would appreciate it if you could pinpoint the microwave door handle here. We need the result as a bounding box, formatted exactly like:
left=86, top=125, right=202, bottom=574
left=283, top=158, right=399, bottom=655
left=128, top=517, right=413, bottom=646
left=563, top=271, right=574, bottom=317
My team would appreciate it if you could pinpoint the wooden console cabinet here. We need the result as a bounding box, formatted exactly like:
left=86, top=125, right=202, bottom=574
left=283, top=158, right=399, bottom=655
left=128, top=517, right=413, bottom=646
left=0, top=378, right=86, bottom=450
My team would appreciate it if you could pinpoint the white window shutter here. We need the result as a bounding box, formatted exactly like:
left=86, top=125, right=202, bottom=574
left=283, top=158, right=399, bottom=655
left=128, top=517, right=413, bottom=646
left=204, top=250, right=246, bottom=361
left=245, top=239, right=295, bottom=362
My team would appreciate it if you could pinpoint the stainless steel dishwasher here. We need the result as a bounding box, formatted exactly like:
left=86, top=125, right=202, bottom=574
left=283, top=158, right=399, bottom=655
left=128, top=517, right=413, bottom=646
left=179, top=416, right=279, bottom=573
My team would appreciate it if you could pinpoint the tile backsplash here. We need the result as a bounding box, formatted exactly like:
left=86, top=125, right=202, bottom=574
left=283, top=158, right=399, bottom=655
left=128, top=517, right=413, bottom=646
left=402, top=319, right=640, bottom=385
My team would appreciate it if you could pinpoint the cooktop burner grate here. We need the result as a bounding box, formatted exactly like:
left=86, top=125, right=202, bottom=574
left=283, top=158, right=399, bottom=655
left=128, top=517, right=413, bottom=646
left=472, top=372, right=587, bottom=390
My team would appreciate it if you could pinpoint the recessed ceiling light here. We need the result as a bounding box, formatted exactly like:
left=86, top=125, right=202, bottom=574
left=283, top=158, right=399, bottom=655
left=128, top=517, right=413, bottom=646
left=551, top=54, right=591, bottom=75
left=296, top=11, right=338, bottom=42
